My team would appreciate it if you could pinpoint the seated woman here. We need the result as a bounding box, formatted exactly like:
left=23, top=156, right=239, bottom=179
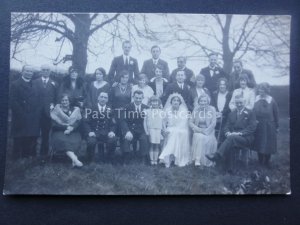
left=229, top=73, right=256, bottom=111
left=190, top=73, right=210, bottom=107
left=189, top=94, right=217, bottom=167
left=253, top=82, right=279, bottom=167
left=50, top=93, right=83, bottom=167
left=159, top=93, right=191, bottom=167
left=131, top=73, right=154, bottom=105
left=86, top=67, right=110, bottom=109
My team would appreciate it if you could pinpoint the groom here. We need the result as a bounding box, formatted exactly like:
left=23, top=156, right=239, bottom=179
left=121, top=90, right=149, bottom=164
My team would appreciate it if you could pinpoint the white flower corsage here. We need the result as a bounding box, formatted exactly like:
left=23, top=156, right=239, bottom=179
left=51, top=81, right=55, bottom=86
left=215, top=70, right=219, bottom=74
left=130, top=60, right=134, bottom=65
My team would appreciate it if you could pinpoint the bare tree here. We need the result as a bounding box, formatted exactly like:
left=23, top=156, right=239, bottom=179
left=11, top=13, right=121, bottom=75
left=159, top=14, right=290, bottom=75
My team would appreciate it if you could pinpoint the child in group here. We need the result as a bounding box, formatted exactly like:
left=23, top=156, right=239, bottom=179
left=143, top=95, right=164, bottom=165
left=131, top=73, right=154, bottom=105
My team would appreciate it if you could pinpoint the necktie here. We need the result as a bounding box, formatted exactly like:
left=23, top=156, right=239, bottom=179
left=241, top=89, right=244, bottom=97
left=181, top=84, right=184, bottom=90
left=43, top=80, right=47, bottom=88
left=125, top=57, right=129, bottom=66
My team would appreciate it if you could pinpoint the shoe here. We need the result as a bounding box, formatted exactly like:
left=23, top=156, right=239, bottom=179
left=195, top=161, right=201, bottom=166
left=205, top=153, right=221, bottom=163
left=72, top=159, right=83, bottom=167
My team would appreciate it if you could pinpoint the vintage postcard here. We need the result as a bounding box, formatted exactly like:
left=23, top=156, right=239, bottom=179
left=3, top=13, right=290, bottom=195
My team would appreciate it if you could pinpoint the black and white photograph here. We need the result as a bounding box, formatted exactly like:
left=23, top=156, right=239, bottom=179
left=3, top=12, right=290, bottom=195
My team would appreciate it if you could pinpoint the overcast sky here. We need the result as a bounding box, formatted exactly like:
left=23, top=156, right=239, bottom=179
left=10, top=13, right=290, bottom=85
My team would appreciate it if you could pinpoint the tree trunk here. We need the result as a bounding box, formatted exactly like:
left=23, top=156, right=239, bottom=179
left=71, top=14, right=91, bottom=76
left=222, top=15, right=234, bottom=75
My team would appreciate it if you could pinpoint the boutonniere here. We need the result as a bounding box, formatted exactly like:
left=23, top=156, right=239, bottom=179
left=51, top=81, right=55, bottom=86
left=129, top=60, right=134, bottom=65
left=215, top=70, right=219, bottom=74
left=244, top=111, right=248, bottom=114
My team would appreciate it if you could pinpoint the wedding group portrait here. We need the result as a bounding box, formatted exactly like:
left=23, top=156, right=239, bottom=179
left=3, top=13, right=290, bottom=195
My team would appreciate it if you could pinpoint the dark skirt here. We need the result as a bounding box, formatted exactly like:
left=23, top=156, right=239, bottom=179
left=254, top=120, right=277, bottom=155
left=51, top=130, right=82, bottom=153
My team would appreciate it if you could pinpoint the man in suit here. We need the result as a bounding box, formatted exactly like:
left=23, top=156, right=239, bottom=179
left=10, top=65, right=42, bottom=159
left=229, top=59, right=256, bottom=91
left=84, top=92, right=117, bottom=163
left=32, top=65, right=57, bottom=157
left=121, top=90, right=149, bottom=164
left=170, top=56, right=195, bottom=87
left=141, top=45, right=170, bottom=81
left=163, top=70, right=193, bottom=112
left=206, top=95, right=257, bottom=167
left=108, top=40, right=139, bottom=86
left=200, top=53, right=228, bottom=94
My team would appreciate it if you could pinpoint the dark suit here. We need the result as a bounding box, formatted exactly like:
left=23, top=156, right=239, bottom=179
left=108, top=55, right=139, bottom=84
left=170, top=67, right=195, bottom=87
left=200, top=66, right=228, bottom=94
left=163, top=82, right=193, bottom=112
left=33, top=77, right=57, bottom=156
left=217, top=108, right=257, bottom=159
left=190, top=87, right=210, bottom=105
left=10, top=78, right=42, bottom=158
left=121, top=103, right=149, bottom=158
left=229, top=69, right=256, bottom=91
left=84, top=104, right=117, bottom=162
left=141, top=59, right=170, bottom=80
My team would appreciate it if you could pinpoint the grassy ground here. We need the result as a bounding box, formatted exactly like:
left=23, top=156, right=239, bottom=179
left=3, top=117, right=290, bottom=195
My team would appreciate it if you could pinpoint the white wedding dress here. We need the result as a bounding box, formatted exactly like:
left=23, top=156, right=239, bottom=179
left=159, top=94, right=191, bottom=167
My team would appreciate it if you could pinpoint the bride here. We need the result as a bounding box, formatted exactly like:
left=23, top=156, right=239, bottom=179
left=159, top=93, right=191, bottom=167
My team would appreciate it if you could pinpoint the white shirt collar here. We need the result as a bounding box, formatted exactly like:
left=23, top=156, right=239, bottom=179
left=152, top=58, right=159, bottom=64
left=42, top=77, right=49, bottom=82
left=123, top=54, right=130, bottom=62
left=134, top=103, right=141, bottom=110
left=177, top=82, right=184, bottom=88
left=98, top=103, right=106, bottom=111
left=255, top=95, right=272, bottom=104
left=150, top=77, right=168, bottom=83
left=22, top=76, right=30, bottom=82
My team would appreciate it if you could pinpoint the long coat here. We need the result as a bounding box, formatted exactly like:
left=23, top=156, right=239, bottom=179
left=32, top=77, right=57, bottom=117
left=253, top=96, right=279, bottom=154
left=141, top=58, right=170, bottom=80
left=108, top=55, right=139, bottom=84
left=200, top=66, right=228, bottom=94
left=10, top=78, right=42, bottom=137
left=211, top=91, right=232, bottom=123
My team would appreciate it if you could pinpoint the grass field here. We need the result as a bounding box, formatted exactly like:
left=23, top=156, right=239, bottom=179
left=3, top=116, right=290, bottom=195
left=3, top=84, right=290, bottom=195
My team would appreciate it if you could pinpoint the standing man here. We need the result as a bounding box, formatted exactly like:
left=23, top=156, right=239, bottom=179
left=33, top=65, right=57, bottom=157
left=121, top=90, right=149, bottom=164
left=170, top=56, right=195, bottom=87
left=10, top=65, right=41, bottom=159
left=84, top=92, right=117, bottom=163
left=141, top=45, right=170, bottom=81
left=108, top=41, right=139, bottom=86
left=163, top=70, right=193, bottom=112
left=200, top=53, right=228, bottom=94
left=229, top=59, right=256, bottom=91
